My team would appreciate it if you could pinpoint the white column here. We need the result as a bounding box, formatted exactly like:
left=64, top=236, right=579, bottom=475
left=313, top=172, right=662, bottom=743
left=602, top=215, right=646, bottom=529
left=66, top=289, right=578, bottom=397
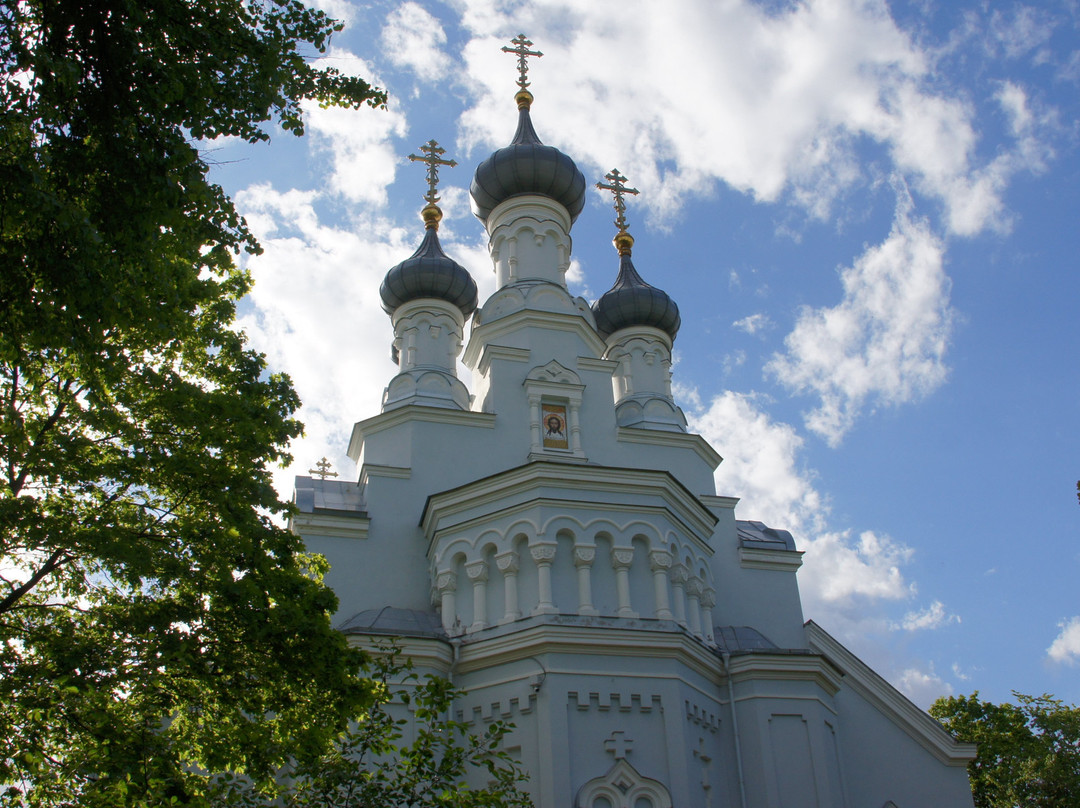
left=568, top=402, right=583, bottom=454
left=531, top=543, right=557, bottom=615
left=465, top=560, right=489, bottom=633
left=648, top=550, right=674, bottom=620
left=528, top=394, right=542, bottom=453
left=495, top=550, right=521, bottom=623
left=700, top=587, right=717, bottom=645
left=574, top=546, right=598, bottom=616
left=686, top=577, right=703, bottom=638
left=436, top=570, right=458, bottom=634
left=611, top=547, right=638, bottom=619
left=670, top=564, right=688, bottom=627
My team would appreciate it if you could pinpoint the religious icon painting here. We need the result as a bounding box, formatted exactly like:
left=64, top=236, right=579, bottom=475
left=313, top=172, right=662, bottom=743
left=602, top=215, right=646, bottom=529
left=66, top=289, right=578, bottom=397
left=541, top=403, right=569, bottom=450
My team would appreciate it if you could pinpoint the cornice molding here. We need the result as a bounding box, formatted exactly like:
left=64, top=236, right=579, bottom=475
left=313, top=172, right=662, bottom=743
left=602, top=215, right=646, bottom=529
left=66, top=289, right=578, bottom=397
left=348, top=405, right=496, bottom=460
left=289, top=511, right=370, bottom=541
left=463, top=309, right=607, bottom=367
left=617, top=426, right=723, bottom=470
left=700, top=494, right=740, bottom=511
left=421, top=461, right=719, bottom=545
left=359, top=463, right=411, bottom=483
left=453, top=620, right=725, bottom=683
left=576, top=356, right=619, bottom=375
left=739, top=546, right=805, bottom=572
left=725, top=651, right=843, bottom=698
left=476, top=343, right=531, bottom=375
left=805, top=621, right=978, bottom=766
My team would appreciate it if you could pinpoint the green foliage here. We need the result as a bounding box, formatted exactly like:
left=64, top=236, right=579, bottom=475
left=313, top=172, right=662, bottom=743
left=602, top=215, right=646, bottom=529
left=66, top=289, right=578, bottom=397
left=0, top=2, right=523, bottom=806
left=217, top=650, right=533, bottom=808
left=931, top=692, right=1080, bottom=808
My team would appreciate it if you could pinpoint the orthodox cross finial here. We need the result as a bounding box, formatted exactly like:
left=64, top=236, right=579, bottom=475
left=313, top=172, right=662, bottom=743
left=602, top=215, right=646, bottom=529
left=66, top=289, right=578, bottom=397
left=501, top=34, right=543, bottom=90
left=309, top=457, right=338, bottom=480
left=407, top=139, right=457, bottom=228
left=596, top=169, right=640, bottom=254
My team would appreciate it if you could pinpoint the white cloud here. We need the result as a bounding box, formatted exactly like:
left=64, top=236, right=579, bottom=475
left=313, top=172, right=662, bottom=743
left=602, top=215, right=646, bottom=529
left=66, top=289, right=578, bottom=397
left=766, top=192, right=953, bottom=445
left=685, top=391, right=934, bottom=659
left=732, top=313, right=773, bottom=335
left=990, top=6, right=1056, bottom=61
left=897, top=665, right=952, bottom=709
left=381, top=2, right=452, bottom=82
left=803, top=530, right=913, bottom=605
left=892, top=600, right=960, bottom=632
left=1047, top=616, right=1080, bottom=666
left=302, top=50, right=408, bottom=204
left=455, top=0, right=1036, bottom=235
left=688, top=391, right=824, bottom=535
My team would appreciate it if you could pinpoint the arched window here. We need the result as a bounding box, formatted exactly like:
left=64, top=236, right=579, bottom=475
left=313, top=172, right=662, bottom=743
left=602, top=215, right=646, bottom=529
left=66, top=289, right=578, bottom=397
left=575, top=759, right=672, bottom=808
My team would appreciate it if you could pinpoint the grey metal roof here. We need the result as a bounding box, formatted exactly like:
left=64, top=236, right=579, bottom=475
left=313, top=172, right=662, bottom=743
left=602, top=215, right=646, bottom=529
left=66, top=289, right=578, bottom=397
left=470, top=105, right=587, bottom=225
left=379, top=226, right=478, bottom=317
left=293, top=476, right=366, bottom=515
left=592, top=252, right=681, bottom=339
left=713, top=625, right=779, bottom=652
left=337, top=607, right=446, bottom=639
left=736, top=520, right=797, bottom=551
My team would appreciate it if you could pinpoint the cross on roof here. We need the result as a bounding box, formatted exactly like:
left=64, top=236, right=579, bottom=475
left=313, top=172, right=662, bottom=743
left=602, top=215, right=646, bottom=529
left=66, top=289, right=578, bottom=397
left=308, top=457, right=338, bottom=480
left=407, top=139, right=457, bottom=205
left=596, top=168, right=640, bottom=235
left=501, top=34, right=543, bottom=89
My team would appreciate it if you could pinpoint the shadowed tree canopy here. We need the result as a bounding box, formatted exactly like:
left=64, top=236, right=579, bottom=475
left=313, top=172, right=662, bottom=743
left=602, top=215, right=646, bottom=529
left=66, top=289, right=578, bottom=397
left=931, top=692, right=1080, bottom=808
left=0, top=0, right=402, bottom=803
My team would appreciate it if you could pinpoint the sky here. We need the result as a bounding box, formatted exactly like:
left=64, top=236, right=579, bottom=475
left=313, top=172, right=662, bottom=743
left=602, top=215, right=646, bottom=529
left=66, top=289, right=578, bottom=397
left=208, top=0, right=1080, bottom=710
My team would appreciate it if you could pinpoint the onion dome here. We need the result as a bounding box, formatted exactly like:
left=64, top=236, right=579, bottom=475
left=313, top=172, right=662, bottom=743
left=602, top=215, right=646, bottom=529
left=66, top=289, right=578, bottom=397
left=379, top=205, right=478, bottom=317
left=470, top=90, right=587, bottom=225
left=592, top=234, right=681, bottom=340
left=592, top=168, right=679, bottom=339
left=381, top=140, right=478, bottom=317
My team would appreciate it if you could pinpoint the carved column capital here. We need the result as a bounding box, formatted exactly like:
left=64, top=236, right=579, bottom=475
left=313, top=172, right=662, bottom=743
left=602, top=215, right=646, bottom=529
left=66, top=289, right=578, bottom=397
left=530, top=543, right=557, bottom=563
left=495, top=550, right=520, bottom=574
left=649, top=550, right=673, bottom=571
left=611, top=547, right=635, bottom=570
left=700, top=588, right=717, bottom=609
left=670, top=564, right=689, bottom=585
left=465, top=560, right=489, bottom=582
left=573, top=546, right=596, bottom=567
left=686, top=577, right=704, bottom=598
left=436, top=570, right=457, bottom=592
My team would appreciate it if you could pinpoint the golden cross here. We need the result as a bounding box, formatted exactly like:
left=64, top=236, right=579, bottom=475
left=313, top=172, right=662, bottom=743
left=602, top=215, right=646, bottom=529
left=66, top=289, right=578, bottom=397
left=408, top=140, right=457, bottom=205
left=501, top=34, right=543, bottom=89
left=596, top=169, right=640, bottom=234
left=308, top=457, right=338, bottom=480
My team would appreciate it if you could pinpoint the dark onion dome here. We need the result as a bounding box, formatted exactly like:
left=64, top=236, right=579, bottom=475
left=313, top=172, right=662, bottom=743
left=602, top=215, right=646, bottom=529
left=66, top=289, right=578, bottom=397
left=470, top=91, right=587, bottom=225
left=592, top=234, right=680, bottom=340
left=380, top=206, right=478, bottom=317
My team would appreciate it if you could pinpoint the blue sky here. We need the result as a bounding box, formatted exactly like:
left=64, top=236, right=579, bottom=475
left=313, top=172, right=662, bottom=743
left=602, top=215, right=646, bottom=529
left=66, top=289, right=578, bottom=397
left=210, top=0, right=1080, bottom=709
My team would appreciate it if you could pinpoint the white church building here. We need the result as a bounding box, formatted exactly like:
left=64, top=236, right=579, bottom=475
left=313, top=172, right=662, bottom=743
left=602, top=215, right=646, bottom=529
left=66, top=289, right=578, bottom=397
left=290, top=39, right=977, bottom=808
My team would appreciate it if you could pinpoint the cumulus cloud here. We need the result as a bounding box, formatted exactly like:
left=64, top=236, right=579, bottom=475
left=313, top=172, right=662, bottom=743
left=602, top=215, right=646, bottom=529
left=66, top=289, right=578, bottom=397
left=897, top=665, right=952, bottom=709
left=766, top=192, right=953, bottom=445
left=732, top=313, right=773, bottom=335
left=302, top=51, right=408, bottom=204
left=381, top=2, right=452, bottom=82
left=233, top=180, right=494, bottom=498
left=455, top=0, right=1044, bottom=235
left=1047, top=616, right=1080, bottom=665
left=688, top=391, right=824, bottom=535
left=892, top=600, right=961, bottom=632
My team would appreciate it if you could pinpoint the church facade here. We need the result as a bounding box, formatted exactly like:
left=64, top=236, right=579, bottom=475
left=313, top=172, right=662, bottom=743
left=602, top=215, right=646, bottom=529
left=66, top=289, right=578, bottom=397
left=290, top=41, right=976, bottom=808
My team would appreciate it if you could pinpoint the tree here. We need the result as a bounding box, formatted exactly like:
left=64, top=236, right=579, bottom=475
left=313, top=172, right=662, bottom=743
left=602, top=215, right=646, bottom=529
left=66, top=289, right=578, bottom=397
left=0, top=3, right=528, bottom=806
left=931, top=692, right=1080, bottom=808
